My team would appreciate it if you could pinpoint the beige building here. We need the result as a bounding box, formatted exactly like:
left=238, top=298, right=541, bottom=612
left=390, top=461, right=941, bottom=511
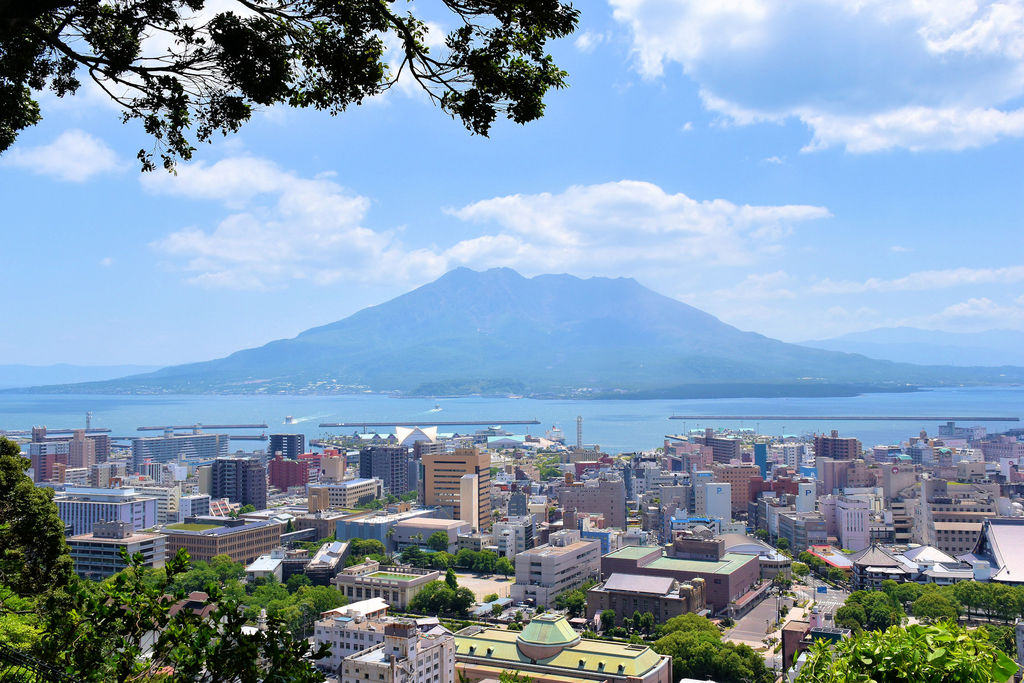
left=162, top=520, right=281, bottom=564
left=332, top=560, right=441, bottom=610
left=392, top=518, right=470, bottom=553
left=314, top=598, right=391, bottom=671
left=509, top=530, right=601, bottom=606
left=68, top=520, right=166, bottom=580
left=585, top=573, right=706, bottom=625
left=341, top=620, right=455, bottom=683
left=308, top=478, right=384, bottom=512
left=421, top=448, right=491, bottom=530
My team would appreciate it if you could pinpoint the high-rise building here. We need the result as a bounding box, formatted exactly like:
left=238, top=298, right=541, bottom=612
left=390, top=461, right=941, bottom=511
left=54, top=487, right=158, bottom=535
left=754, top=442, right=768, bottom=478
left=68, top=429, right=97, bottom=469
left=267, top=453, right=310, bottom=491
left=559, top=473, right=627, bottom=529
left=711, top=463, right=761, bottom=514
left=29, top=440, right=69, bottom=483
left=695, top=428, right=742, bottom=463
left=359, top=446, right=411, bottom=495
left=68, top=520, right=166, bottom=580
left=421, top=447, right=492, bottom=530
left=131, top=430, right=230, bottom=473
left=211, top=457, right=267, bottom=510
left=268, top=433, right=305, bottom=460
left=814, top=430, right=862, bottom=461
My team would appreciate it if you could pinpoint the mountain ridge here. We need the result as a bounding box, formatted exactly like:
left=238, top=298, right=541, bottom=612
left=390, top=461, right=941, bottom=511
left=800, top=326, right=1024, bottom=367
left=15, top=269, right=1024, bottom=398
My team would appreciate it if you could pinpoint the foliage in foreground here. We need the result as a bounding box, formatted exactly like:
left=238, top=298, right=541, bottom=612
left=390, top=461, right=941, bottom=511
left=795, top=620, right=1018, bottom=683
left=651, top=613, right=773, bottom=683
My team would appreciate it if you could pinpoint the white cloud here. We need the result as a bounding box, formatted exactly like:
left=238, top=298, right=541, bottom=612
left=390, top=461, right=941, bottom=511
left=100, top=257, right=114, bottom=267
left=575, top=31, right=608, bottom=52
left=611, top=0, right=1024, bottom=152
left=148, top=156, right=446, bottom=289
left=762, top=155, right=784, bottom=164
left=907, top=296, right=1024, bottom=330
left=700, top=271, right=798, bottom=301
left=889, top=245, right=913, bottom=253
left=2, top=129, right=123, bottom=181
left=812, top=264, right=1024, bottom=294
left=445, top=180, right=830, bottom=272
left=150, top=161, right=830, bottom=291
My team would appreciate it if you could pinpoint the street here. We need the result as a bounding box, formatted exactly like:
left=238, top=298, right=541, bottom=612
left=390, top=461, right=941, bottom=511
left=725, top=593, right=793, bottom=645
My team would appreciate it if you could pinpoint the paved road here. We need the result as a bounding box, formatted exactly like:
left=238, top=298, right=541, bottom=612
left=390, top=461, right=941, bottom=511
left=795, top=577, right=849, bottom=619
left=725, top=594, right=793, bottom=644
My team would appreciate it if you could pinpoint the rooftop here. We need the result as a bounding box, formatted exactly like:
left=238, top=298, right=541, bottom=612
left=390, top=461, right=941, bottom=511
left=600, top=573, right=675, bottom=595
left=646, top=552, right=757, bottom=575
left=603, top=545, right=660, bottom=561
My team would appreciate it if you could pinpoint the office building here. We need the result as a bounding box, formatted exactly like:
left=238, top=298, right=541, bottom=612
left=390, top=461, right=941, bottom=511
left=455, top=613, right=672, bottom=683
left=55, top=487, right=158, bottom=535
left=695, top=428, right=742, bottom=463
left=131, top=430, right=230, bottom=473
left=133, top=485, right=182, bottom=525
left=89, top=461, right=127, bottom=488
left=163, top=520, right=281, bottom=564
left=778, top=511, right=828, bottom=552
left=268, top=433, right=305, bottom=460
left=836, top=495, right=870, bottom=551
left=29, top=440, right=69, bottom=483
left=332, top=560, right=440, bottom=610
left=814, top=430, right=861, bottom=461
left=68, top=520, right=166, bottom=580
left=335, top=508, right=440, bottom=550
left=702, top=481, right=732, bottom=523
left=340, top=620, right=455, bottom=683
left=268, top=453, right=310, bottom=491
left=507, top=490, right=528, bottom=517
left=68, top=430, right=97, bottom=469
left=308, top=478, right=384, bottom=512
left=211, top=457, right=267, bottom=510
left=754, top=442, right=768, bottom=478
left=178, top=494, right=211, bottom=522
left=914, top=478, right=999, bottom=555
left=509, top=530, right=601, bottom=606
left=360, top=446, right=411, bottom=495
left=391, top=518, right=469, bottom=553
left=711, top=463, right=760, bottom=514
left=559, top=473, right=627, bottom=529
left=421, top=448, right=492, bottom=530
left=492, top=515, right=535, bottom=557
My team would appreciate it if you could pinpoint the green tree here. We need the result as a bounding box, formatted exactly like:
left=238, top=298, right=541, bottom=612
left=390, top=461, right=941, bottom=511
left=792, top=561, right=810, bottom=578
left=554, top=589, right=586, bottom=618
left=498, top=671, right=532, bottom=683
left=796, top=620, right=1017, bottom=683
left=427, top=531, right=451, bottom=552
left=653, top=614, right=772, bottom=683
left=827, top=567, right=846, bottom=584
left=0, top=0, right=580, bottom=171
left=239, top=504, right=257, bottom=514
left=600, top=609, right=616, bottom=632
left=496, top=557, right=515, bottom=577
left=776, top=536, right=791, bottom=551
left=445, top=568, right=459, bottom=591
left=286, top=573, right=312, bottom=593
left=0, top=437, right=73, bottom=596
left=491, top=602, right=505, bottom=617
left=911, top=592, right=960, bottom=621
left=484, top=593, right=499, bottom=603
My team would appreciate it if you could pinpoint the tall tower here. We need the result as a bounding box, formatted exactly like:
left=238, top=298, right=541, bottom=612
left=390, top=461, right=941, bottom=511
left=576, top=416, right=583, bottom=450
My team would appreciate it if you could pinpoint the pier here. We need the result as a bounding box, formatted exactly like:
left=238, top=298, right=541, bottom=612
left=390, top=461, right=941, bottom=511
left=668, top=415, right=1019, bottom=421
left=136, top=423, right=269, bottom=431
left=319, top=420, right=541, bottom=428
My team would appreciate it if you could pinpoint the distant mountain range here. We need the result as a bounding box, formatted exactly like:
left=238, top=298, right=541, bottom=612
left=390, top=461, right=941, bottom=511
left=0, top=364, right=161, bottom=389
left=800, top=327, right=1024, bottom=367
left=16, top=268, right=1024, bottom=398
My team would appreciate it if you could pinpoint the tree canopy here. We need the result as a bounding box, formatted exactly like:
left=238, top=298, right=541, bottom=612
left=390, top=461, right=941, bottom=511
left=796, top=620, right=1017, bottom=683
left=0, top=0, right=580, bottom=170
left=651, top=612, right=772, bottom=683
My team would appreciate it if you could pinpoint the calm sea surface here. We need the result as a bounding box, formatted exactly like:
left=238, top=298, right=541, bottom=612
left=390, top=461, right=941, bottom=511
left=1, top=386, right=1022, bottom=453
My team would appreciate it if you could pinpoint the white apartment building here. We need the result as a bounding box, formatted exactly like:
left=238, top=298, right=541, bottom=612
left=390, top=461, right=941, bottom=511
left=132, top=485, right=182, bottom=525
left=340, top=620, right=454, bottom=683
left=314, top=598, right=392, bottom=670
left=492, top=515, right=535, bottom=558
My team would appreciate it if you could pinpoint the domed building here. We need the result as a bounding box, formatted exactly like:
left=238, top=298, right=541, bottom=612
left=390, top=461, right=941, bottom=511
left=454, top=613, right=672, bottom=683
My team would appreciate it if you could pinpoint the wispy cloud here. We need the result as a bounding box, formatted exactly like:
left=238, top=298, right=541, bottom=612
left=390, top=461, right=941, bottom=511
left=2, top=129, right=124, bottom=181
left=812, top=265, right=1024, bottom=294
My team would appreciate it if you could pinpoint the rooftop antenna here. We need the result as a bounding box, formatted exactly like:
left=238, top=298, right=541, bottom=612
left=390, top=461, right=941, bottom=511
left=576, top=415, right=583, bottom=450
left=86, top=411, right=92, bottom=430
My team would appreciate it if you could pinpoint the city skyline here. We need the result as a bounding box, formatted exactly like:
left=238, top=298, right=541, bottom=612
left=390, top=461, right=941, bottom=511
left=2, top=1, right=1023, bottom=365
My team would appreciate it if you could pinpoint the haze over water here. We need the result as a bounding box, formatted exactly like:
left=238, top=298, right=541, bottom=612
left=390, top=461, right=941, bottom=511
left=2, top=386, right=1021, bottom=453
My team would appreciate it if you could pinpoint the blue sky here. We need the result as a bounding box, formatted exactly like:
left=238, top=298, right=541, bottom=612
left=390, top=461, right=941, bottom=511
left=2, top=0, right=1023, bottom=365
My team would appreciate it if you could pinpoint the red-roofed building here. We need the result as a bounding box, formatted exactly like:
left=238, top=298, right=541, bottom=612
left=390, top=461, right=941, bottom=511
left=268, top=453, right=310, bottom=492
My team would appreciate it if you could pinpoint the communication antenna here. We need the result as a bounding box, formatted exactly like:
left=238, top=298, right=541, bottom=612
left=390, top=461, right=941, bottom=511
left=576, top=415, right=583, bottom=450
left=86, top=411, right=92, bottom=430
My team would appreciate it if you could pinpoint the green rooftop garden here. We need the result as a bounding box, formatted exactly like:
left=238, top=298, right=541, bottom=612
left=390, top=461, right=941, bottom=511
left=368, top=572, right=417, bottom=581
left=166, top=522, right=220, bottom=531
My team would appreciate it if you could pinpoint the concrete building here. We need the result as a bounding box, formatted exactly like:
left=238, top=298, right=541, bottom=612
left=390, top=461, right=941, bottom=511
left=68, top=430, right=97, bottom=469
left=836, top=495, right=870, bottom=551
left=245, top=547, right=286, bottom=583
left=915, top=478, right=999, bottom=555
left=178, top=494, right=211, bottom=522
left=67, top=520, right=166, bottom=580
left=814, top=430, right=862, bottom=461
left=55, top=487, right=158, bottom=535
left=332, top=560, right=440, bottom=609
left=492, top=515, right=535, bottom=558
left=335, top=508, right=440, bottom=550
left=340, top=620, right=455, bottom=683
left=601, top=534, right=760, bottom=614
left=391, top=518, right=470, bottom=553
left=421, top=448, right=492, bottom=531
left=559, top=474, right=627, bottom=530
left=314, top=598, right=391, bottom=671
left=268, top=433, right=305, bottom=460
left=695, top=428, right=742, bottom=463
left=585, top=573, right=706, bottom=625
left=131, top=430, right=230, bottom=473
left=360, top=446, right=411, bottom=496
left=89, top=461, right=127, bottom=488
left=29, top=440, right=69, bottom=483
left=163, top=519, right=281, bottom=564
left=308, top=478, right=384, bottom=512
left=454, top=613, right=672, bottom=683
left=711, top=463, right=761, bottom=514
left=702, top=481, right=732, bottom=523
left=133, top=485, right=181, bottom=526
left=509, top=530, right=601, bottom=606
left=211, top=457, right=267, bottom=510
left=268, top=453, right=309, bottom=491
left=778, top=511, right=828, bottom=552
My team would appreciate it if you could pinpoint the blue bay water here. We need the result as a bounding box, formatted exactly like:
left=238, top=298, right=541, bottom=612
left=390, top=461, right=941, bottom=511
left=0, top=386, right=1022, bottom=453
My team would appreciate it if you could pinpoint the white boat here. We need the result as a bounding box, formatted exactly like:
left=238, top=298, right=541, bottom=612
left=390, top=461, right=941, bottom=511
left=429, top=403, right=442, bottom=413
left=284, top=415, right=296, bottom=424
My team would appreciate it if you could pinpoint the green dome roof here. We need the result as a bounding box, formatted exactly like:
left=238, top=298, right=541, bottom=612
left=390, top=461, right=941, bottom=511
left=517, top=614, right=579, bottom=648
